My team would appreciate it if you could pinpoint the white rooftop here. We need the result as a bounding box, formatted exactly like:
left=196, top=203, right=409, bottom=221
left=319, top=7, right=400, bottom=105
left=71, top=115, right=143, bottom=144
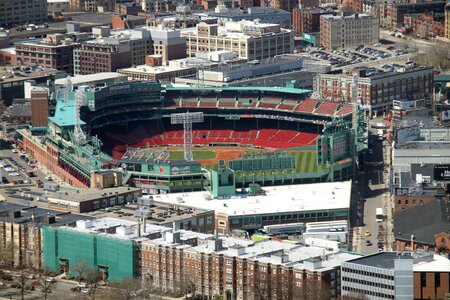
left=118, top=64, right=193, bottom=74
left=66, top=217, right=171, bottom=240
left=413, top=254, right=450, bottom=272
left=54, top=72, right=126, bottom=86
left=150, top=181, right=352, bottom=217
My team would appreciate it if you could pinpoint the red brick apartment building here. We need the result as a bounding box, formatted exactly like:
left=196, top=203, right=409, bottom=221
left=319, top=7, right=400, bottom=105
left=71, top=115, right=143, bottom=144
left=292, top=7, right=333, bottom=36
left=141, top=232, right=360, bottom=299
left=74, top=40, right=131, bottom=75
left=404, top=13, right=445, bottom=38
left=378, top=1, right=447, bottom=29
left=316, top=66, right=433, bottom=117
left=15, top=34, right=77, bottom=74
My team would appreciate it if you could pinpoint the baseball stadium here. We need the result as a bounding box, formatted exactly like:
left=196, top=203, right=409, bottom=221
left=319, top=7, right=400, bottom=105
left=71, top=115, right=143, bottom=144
left=17, top=80, right=366, bottom=194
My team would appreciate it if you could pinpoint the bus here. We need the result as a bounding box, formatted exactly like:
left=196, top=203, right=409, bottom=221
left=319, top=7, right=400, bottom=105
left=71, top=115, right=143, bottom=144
left=376, top=208, right=383, bottom=222
left=260, top=222, right=305, bottom=236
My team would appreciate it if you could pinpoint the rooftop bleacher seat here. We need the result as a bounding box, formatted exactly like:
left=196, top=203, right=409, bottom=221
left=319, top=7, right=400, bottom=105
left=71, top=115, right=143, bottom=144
left=315, top=101, right=341, bottom=116
left=294, top=98, right=320, bottom=113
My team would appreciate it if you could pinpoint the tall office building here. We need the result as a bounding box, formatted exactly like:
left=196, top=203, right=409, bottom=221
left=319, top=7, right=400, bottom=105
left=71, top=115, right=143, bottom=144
left=0, top=0, right=48, bottom=28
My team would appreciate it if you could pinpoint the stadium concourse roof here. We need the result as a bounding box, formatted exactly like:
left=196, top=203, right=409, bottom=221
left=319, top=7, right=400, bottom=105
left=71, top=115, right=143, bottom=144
left=148, top=181, right=351, bottom=217
left=165, top=85, right=312, bottom=95
left=48, top=95, right=86, bottom=127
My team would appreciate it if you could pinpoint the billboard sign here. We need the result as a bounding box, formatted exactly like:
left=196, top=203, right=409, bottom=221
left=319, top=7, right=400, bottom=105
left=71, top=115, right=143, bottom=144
left=393, top=100, right=416, bottom=111
left=434, top=165, right=450, bottom=181
left=170, top=166, right=191, bottom=175
left=396, top=125, right=420, bottom=144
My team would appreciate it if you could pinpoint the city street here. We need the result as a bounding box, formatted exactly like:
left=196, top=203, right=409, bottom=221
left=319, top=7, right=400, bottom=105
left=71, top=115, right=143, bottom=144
left=352, top=120, right=394, bottom=255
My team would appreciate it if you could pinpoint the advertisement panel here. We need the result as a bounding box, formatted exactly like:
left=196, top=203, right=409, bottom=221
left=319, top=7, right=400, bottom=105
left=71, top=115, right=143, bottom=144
left=393, top=100, right=416, bottom=111
left=434, top=165, right=450, bottom=181
left=396, top=125, right=420, bottom=144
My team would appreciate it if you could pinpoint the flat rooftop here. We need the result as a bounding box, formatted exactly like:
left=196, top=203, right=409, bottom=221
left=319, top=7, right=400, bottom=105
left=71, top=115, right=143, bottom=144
left=47, top=187, right=141, bottom=203
left=0, top=66, right=60, bottom=84
left=54, top=72, right=127, bottom=86
left=0, top=202, right=93, bottom=226
left=148, top=181, right=352, bottom=216
left=85, top=201, right=212, bottom=225
left=148, top=235, right=360, bottom=270
left=118, top=64, right=195, bottom=75
left=62, top=217, right=171, bottom=241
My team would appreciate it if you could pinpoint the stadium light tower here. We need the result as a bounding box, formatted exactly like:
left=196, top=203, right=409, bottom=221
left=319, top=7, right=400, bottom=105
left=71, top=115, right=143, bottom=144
left=171, top=112, right=204, bottom=162
left=73, top=86, right=88, bottom=145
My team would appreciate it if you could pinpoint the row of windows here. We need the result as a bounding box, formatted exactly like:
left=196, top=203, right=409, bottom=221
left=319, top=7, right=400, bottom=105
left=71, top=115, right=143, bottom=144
left=342, top=276, right=394, bottom=290
left=343, top=286, right=394, bottom=299
left=342, top=267, right=394, bottom=280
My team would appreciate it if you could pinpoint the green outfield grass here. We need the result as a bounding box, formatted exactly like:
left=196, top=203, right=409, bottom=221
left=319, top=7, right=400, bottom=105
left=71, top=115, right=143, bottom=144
left=289, top=151, right=328, bottom=174
left=155, top=146, right=327, bottom=174
left=170, top=150, right=217, bottom=160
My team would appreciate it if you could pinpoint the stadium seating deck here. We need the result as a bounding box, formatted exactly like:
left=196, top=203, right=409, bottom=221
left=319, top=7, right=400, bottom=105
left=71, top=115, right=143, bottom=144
left=294, top=99, right=320, bottom=113
left=335, top=105, right=353, bottom=116
left=315, top=101, right=341, bottom=115
left=112, top=128, right=319, bottom=154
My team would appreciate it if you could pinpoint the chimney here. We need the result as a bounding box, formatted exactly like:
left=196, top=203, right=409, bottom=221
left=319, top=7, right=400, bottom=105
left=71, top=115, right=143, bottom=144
left=143, top=217, right=146, bottom=233
left=410, top=234, right=414, bottom=251
left=173, top=221, right=177, bottom=231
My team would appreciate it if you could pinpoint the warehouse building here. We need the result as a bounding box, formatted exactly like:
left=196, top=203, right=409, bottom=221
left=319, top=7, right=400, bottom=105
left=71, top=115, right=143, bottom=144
left=46, top=187, right=142, bottom=213
left=182, top=20, right=294, bottom=60
left=149, top=180, right=352, bottom=235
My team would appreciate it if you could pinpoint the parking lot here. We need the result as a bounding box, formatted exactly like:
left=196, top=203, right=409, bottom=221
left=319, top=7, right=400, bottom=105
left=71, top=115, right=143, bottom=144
left=306, top=43, right=409, bottom=68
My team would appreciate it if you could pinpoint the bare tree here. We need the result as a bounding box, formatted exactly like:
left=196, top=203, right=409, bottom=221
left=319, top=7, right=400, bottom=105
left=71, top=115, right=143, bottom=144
left=37, top=274, right=57, bottom=300
left=73, top=260, right=88, bottom=283
left=85, top=268, right=101, bottom=300
left=414, top=44, right=450, bottom=71
left=14, top=267, right=30, bottom=300
left=107, top=277, right=142, bottom=300
left=0, top=241, right=14, bottom=268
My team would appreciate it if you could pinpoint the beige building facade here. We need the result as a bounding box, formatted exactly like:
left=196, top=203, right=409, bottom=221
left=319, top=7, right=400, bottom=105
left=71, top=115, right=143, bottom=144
left=182, top=21, right=294, bottom=60
left=320, top=13, right=379, bottom=50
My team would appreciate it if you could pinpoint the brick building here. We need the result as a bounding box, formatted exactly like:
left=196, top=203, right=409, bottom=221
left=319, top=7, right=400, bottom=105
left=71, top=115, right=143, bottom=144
left=30, top=87, right=49, bottom=127
left=378, top=1, right=447, bottom=30
left=292, top=7, right=334, bottom=36
left=0, top=0, right=48, bottom=28
left=74, top=40, right=131, bottom=75
left=15, top=34, right=78, bottom=75
left=114, top=1, right=142, bottom=15
left=404, top=13, right=445, bottom=38
left=298, top=0, right=319, bottom=9
left=111, top=14, right=147, bottom=29
left=342, top=0, right=363, bottom=14
left=0, top=202, right=90, bottom=270
left=149, top=28, right=187, bottom=64
left=316, top=66, right=433, bottom=117
left=141, top=232, right=360, bottom=299
left=320, top=13, right=379, bottom=50
left=141, top=0, right=175, bottom=12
